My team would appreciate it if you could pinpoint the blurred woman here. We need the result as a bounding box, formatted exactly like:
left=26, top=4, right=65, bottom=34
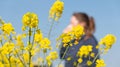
left=60, top=12, right=99, bottom=67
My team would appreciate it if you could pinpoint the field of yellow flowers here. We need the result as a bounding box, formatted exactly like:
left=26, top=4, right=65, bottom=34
left=0, top=0, right=116, bottom=67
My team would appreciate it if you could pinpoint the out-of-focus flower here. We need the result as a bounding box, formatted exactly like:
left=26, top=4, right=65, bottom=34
left=49, top=0, right=64, bottom=21
left=16, top=34, right=24, bottom=48
left=78, top=58, right=83, bottom=63
left=87, top=60, right=92, bottom=66
left=1, top=42, right=14, bottom=54
left=34, top=31, right=43, bottom=43
left=49, top=51, right=58, bottom=60
left=58, top=25, right=84, bottom=47
left=46, top=51, right=58, bottom=66
left=61, top=33, right=73, bottom=47
left=90, top=52, right=95, bottom=58
left=1, top=23, right=14, bottom=35
left=71, top=25, right=84, bottom=39
left=39, top=38, right=52, bottom=50
left=22, top=12, right=39, bottom=28
left=77, top=45, right=93, bottom=58
left=67, top=57, right=72, bottom=61
left=99, top=34, right=116, bottom=51
left=0, top=62, right=4, bottom=67
left=46, top=55, right=52, bottom=66
left=23, top=53, right=29, bottom=63
left=96, top=59, right=106, bottom=67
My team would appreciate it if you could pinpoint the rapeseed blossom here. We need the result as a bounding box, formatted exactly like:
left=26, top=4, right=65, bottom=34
left=99, top=34, right=116, bottom=51
left=16, top=34, right=24, bottom=48
left=39, top=38, right=52, bottom=50
left=77, top=45, right=93, bottom=58
left=0, top=0, right=117, bottom=66
left=71, top=25, right=84, bottom=39
left=61, top=33, right=73, bottom=47
left=1, top=23, right=14, bottom=35
left=22, top=12, right=39, bottom=28
left=34, top=32, right=43, bottom=43
left=59, top=25, right=84, bottom=47
left=49, top=0, right=64, bottom=21
left=87, top=60, right=92, bottom=66
left=46, top=51, right=58, bottom=66
left=96, top=59, right=106, bottom=67
left=1, top=42, right=14, bottom=54
left=78, top=58, right=83, bottom=63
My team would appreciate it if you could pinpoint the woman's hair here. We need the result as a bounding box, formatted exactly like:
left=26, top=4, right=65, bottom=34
left=73, top=12, right=95, bottom=37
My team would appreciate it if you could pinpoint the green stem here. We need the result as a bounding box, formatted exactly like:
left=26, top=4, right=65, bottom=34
left=92, top=51, right=102, bottom=63
left=48, top=20, right=54, bottom=39
left=31, top=28, right=36, bottom=48
left=28, top=28, right=36, bottom=67
left=0, top=53, right=4, bottom=67
left=8, top=54, right=11, bottom=67
left=14, top=48, right=26, bottom=67
left=58, top=45, right=70, bottom=67
left=28, top=27, right=31, bottom=67
left=0, top=40, right=3, bottom=47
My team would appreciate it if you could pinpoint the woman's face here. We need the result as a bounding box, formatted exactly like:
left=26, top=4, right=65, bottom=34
left=70, top=16, right=86, bottom=28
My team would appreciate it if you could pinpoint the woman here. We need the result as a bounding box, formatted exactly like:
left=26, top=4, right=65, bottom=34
left=60, top=12, right=99, bottom=67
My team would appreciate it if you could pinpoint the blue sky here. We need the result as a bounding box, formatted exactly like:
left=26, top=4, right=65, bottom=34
left=0, top=0, right=120, bottom=67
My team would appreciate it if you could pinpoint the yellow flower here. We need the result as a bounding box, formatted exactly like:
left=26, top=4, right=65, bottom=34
left=49, top=51, right=58, bottom=60
left=34, top=31, right=43, bottom=43
left=78, top=58, right=83, bottom=63
left=2, top=42, right=14, bottom=54
left=99, top=34, right=116, bottom=50
left=23, top=53, right=29, bottom=62
left=58, top=25, right=84, bottom=47
left=49, top=0, right=64, bottom=21
left=39, top=38, right=52, bottom=50
left=22, top=12, right=39, bottom=28
left=10, top=56, right=17, bottom=64
left=0, top=62, right=4, bottom=67
left=1, top=23, right=14, bottom=35
left=90, top=52, right=95, bottom=58
left=87, top=60, right=92, bottom=66
left=67, top=57, right=72, bottom=61
left=96, top=59, right=106, bottom=67
left=16, top=34, right=24, bottom=48
left=46, top=51, right=58, bottom=66
left=77, top=45, right=93, bottom=58
left=61, top=33, right=73, bottom=47
left=71, top=25, right=84, bottom=39
left=46, top=55, right=52, bottom=66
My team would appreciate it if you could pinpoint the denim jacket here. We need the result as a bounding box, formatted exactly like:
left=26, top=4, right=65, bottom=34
left=60, top=35, right=99, bottom=67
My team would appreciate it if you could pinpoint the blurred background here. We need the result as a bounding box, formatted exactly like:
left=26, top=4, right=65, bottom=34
left=0, top=0, right=120, bottom=67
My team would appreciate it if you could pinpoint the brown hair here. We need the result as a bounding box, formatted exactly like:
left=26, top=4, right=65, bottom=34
left=73, top=12, right=95, bottom=38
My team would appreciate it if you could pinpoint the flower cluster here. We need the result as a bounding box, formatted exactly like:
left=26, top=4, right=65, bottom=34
left=22, top=12, right=39, bottom=28
left=71, top=25, right=85, bottom=39
left=1, top=23, right=14, bottom=35
left=98, top=34, right=116, bottom=52
left=0, top=0, right=117, bottom=67
left=58, top=25, right=84, bottom=47
left=34, top=30, right=43, bottom=43
left=75, top=34, right=116, bottom=67
left=46, top=51, right=58, bottom=66
left=49, top=0, right=64, bottom=21
left=77, top=45, right=93, bottom=58
left=39, top=38, right=52, bottom=50
left=96, top=59, right=106, bottom=67
left=77, top=45, right=93, bottom=66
